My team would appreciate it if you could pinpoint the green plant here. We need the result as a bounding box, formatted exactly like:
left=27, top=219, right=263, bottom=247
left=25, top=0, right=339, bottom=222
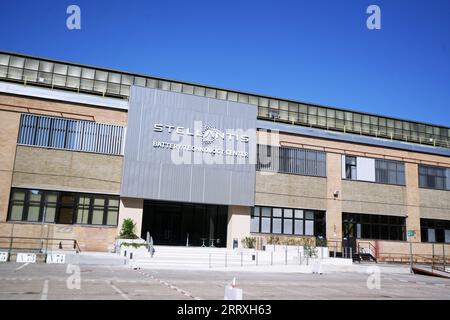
left=241, top=237, right=256, bottom=248
left=316, top=236, right=327, bottom=247
left=302, top=238, right=318, bottom=257
left=120, top=242, right=148, bottom=249
left=119, top=218, right=137, bottom=239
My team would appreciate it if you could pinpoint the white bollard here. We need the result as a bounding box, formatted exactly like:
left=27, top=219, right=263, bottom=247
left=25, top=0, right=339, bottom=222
left=224, top=277, right=243, bottom=300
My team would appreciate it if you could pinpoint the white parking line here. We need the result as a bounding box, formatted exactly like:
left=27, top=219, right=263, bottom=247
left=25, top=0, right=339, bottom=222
left=15, top=262, right=30, bottom=271
left=41, top=280, right=49, bottom=300
left=106, top=280, right=131, bottom=300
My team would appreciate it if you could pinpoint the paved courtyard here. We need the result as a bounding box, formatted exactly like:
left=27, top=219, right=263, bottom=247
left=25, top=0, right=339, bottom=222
left=0, top=263, right=448, bottom=300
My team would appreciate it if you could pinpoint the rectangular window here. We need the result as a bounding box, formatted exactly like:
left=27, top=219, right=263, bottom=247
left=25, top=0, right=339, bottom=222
left=343, top=213, right=406, bottom=241
left=257, top=145, right=326, bottom=177
left=7, top=188, right=119, bottom=226
left=250, top=207, right=260, bottom=233
left=421, top=218, right=450, bottom=243
left=418, top=165, right=448, bottom=190
left=251, top=206, right=325, bottom=237
left=345, top=156, right=357, bottom=180
left=375, top=159, right=405, bottom=185
left=17, top=114, right=124, bottom=156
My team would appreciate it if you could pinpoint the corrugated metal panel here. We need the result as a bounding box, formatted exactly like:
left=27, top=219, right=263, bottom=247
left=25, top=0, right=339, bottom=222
left=121, top=86, right=257, bottom=206
left=17, top=113, right=124, bottom=156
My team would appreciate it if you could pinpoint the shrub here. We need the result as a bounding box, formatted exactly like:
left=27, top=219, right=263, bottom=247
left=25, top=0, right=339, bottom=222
left=241, top=237, right=256, bottom=248
left=302, top=237, right=318, bottom=257
left=316, top=236, right=327, bottom=247
left=119, top=218, right=137, bottom=239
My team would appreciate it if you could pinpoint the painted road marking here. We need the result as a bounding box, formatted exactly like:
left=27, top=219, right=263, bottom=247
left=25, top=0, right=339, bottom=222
left=106, top=280, right=131, bottom=300
left=41, top=280, right=49, bottom=300
left=136, top=270, right=202, bottom=300
left=15, top=262, right=30, bottom=271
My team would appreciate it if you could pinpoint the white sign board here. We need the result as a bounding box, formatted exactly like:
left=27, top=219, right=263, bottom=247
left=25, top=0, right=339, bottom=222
left=0, top=252, right=8, bottom=262
left=46, top=253, right=66, bottom=264
left=16, top=253, right=36, bottom=263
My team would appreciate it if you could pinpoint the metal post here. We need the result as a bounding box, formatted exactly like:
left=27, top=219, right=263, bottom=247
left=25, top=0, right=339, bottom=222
left=350, top=247, right=352, bottom=261
left=271, top=252, right=273, bottom=265
left=334, top=243, right=337, bottom=258
left=443, top=244, right=446, bottom=272
left=44, top=226, right=50, bottom=254
left=306, top=254, right=309, bottom=266
left=285, top=247, right=288, bottom=265
left=209, top=253, right=212, bottom=269
left=432, top=243, right=435, bottom=270
left=8, top=224, right=14, bottom=261
left=256, top=252, right=258, bottom=266
left=409, top=242, right=413, bottom=274
left=241, top=252, right=243, bottom=267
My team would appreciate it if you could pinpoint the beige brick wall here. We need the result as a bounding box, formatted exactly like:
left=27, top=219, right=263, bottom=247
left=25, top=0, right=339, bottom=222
left=227, top=206, right=251, bottom=249
left=0, top=93, right=127, bottom=125
left=12, top=146, right=123, bottom=194
left=257, top=131, right=450, bottom=246
left=0, top=93, right=126, bottom=227
left=0, top=222, right=117, bottom=252
left=0, top=110, right=21, bottom=222
left=118, top=198, right=144, bottom=238
left=326, top=153, right=342, bottom=242
left=341, top=180, right=407, bottom=215
left=255, top=172, right=327, bottom=210
left=405, top=163, right=421, bottom=242
left=419, top=189, right=450, bottom=220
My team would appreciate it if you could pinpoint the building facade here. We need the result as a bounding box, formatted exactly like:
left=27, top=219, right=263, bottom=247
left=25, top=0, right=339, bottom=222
left=0, top=51, right=449, bottom=258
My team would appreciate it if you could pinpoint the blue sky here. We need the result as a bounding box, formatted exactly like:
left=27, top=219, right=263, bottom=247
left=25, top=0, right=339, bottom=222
left=0, top=0, right=449, bottom=126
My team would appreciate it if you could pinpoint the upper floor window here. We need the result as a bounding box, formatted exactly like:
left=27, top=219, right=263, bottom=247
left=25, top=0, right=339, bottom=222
left=375, top=159, right=405, bottom=185
left=418, top=165, right=449, bottom=191
left=345, top=156, right=357, bottom=180
left=342, top=155, right=405, bottom=186
left=17, top=113, right=125, bottom=156
left=257, top=145, right=326, bottom=177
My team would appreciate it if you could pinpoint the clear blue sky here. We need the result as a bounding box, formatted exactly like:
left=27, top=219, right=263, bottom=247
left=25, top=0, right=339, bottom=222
left=1, top=0, right=449, bottom=126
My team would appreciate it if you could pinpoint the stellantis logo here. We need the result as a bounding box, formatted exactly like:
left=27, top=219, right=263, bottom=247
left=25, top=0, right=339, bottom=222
left=153, top=123, right=250, bottom=143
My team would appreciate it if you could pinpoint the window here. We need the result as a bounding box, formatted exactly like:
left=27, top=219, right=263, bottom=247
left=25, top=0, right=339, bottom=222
left=250, top=206, right=325, bottom=237
left=257, top=145, right=326, bottom=177
left=343, top=213, right=406, bottom=241
left=418, top=165, right=448, bottom=190
left=421, top=218, right=450, bottom=243
left=375, top=159, right=405, bottom=185
left=345, top=156, right=357, bottom=180
left=17, top=113, right=125, bottom=156
left=7, top=188, right=120, bottom=226
left=250, top=207, right=260, bottom=233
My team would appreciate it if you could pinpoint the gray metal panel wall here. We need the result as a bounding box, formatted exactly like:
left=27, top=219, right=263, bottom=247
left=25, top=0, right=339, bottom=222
left=121, top=86, right=257, bottom=206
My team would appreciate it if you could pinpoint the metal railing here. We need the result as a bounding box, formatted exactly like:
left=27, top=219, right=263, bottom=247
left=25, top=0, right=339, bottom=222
left=1, top=52, right=449, bottom=150
left=0, top=236, right=81, bottom=256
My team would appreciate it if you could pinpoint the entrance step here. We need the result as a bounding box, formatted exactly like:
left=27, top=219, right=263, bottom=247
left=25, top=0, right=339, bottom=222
left=128, top=246, right=303, bottom=269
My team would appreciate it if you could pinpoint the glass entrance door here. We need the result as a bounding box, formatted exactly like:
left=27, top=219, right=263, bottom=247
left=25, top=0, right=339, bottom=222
left=142, top=200, right=227, bottom=247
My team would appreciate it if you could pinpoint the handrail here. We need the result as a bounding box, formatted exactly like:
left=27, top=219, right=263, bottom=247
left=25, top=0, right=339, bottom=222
left=0, top=236, right=81, bottom=254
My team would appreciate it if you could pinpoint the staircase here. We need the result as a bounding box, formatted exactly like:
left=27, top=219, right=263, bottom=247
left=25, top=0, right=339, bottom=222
left=129, top=245, right=302, bottom=270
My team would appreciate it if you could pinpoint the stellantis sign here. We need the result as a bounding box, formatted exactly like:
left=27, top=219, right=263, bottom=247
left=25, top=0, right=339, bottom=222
left=121, top=86, right=257, bottom=206
left=152, top=123, right=250, bottom=159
